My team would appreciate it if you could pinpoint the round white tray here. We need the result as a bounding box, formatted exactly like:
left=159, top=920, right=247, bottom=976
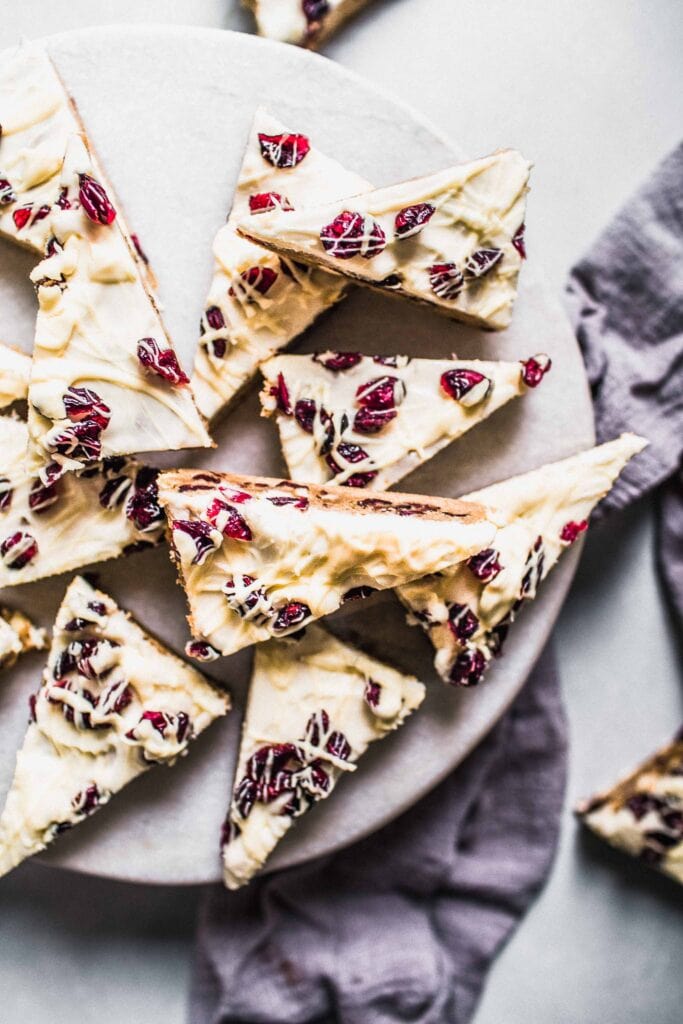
left=0, top=25, right=593, bottom=885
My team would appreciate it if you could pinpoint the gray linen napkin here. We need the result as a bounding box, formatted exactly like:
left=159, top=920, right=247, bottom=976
left=190, top=141, right=683, bottom=1024
left=190, top=645, right=566, bottom=1024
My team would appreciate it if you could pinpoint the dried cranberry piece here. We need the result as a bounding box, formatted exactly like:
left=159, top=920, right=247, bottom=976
left=98, top=475, right=133, bottom=510
left=272, top=601, right=311, bottom=632
left=294, top=398, right=316, bottom=433
left=355, top=375, right=405, bottom=412
left=449, top=648, right=487, bottom=687
left=48, top=420, right=103, bottom=462
left=520, top=354, right=551, bottom=387
left=231, top=265, right=278, bottom=300
left=128, top=233, right=148, bottom=264
left=447, top=603, right=480, bottom=642
left=326, top=730, right=351, bottom=761
left=328, top=441, right=371, bottom=468
left=0, top=477, right=13, bottom=512
left=353, top=407, right=396, bottom=434
left=270, top=372, right=291, bottom=415
left=184, top=640, right=220, bottom=662
left=45, top=236, right=62, bottom=257
left=220, top=486, right=252, bottom=504
left=394, top=202, right=435, bottom=239
left=303, top=0, right=330, bottom=24
left=464, top=248, right=503, bottom=279
left=440, top=369, right=492, bottom=406
left=512, top=223, right=527, bottom=259
left=365, top=680, right=381, bottom=708
left=173, top=519, right=220, bottom=565
left=267, top=494, right=309, bottom=511
left=125, top=467, right=163, bottom=533
left=28, top=693, right=38, bottom=723
left=205, top=305, right=225, bottom=330
left=467, top=548, right=503, bottom=583
left=137, top=337, right=190, bottom=386
left=78, top=173, right=116, bottom=225
left=326, top=443, right=377, bottom=488
left=56, top=187, right=71, bottom=210
left=560, top=519, right=588, bottom=545
left=100, top=682, right=133, bottom=716
left=12, top=205, right=32, bottom=230
left=248, top=191, right=293, bottom=213
left=206, top=337, right=227, bottom=359
left=258, top=132, right=311, bottom=168
left=1, top=531, right=38, bottom=570
left=32, top=204, right=50, bottom=224
left=206, top=498, right=252, bottom=541
left=223, top=574, right=268, bottom=619
left=0, top=178, right=16, bottom=206
left=304, top=709, right=330, bottom=747
left=312, top=351, right=363, bottom=372
left=73, top=784, right=100, bottom=816
left=320, top=211, right=386, bottom=260
left=63, top=386, right=111, bottom=428
left=28, top=478, right=59, bottom=514
left=626, top=793, right=666, bottom=820
left=429, top=262, right=464, bottom=300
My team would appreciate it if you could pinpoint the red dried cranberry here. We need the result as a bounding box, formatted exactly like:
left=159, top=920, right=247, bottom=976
left=98, top=475, right=133, bottom=510
left=101, top=682, right=133, bottom=716
left=467, top=548, right=503, bottom=583
left=1, top=531, right=38, bottom=569
left=394, top=202, right=435, bottom=239
left=137, top=337, right=190, bottom=386
left=205, top=306, right=225, bottom=330
left=248, top=192, right=293, bottom=213
left=320, top=211, right=386, bottom=260
left=78, top=173, right=116, bottom=225
left=33, top=204, right=50, bottom=224
left=267, top=494, right=309, bottom=510
left=521, top=354, right=551, bottom=388
left=219, top=486, right=252, bottom=504
left=206, top=337, right=227, bottom=359
left=449, top=648, right=487, bottom=687
left=303, top=0, right=330, bottom=24
left=512, top=223, right=527, bottom=259
left=206, top=498, right=252, bottom=541
left=223, top=574, right=268, bottom=619
left=464, top=248, right=503, bottom=279
left=12, top=205, right=32, bottom=230
left=184, top=640, right=220, bottom=662
left=429, top=262, right=464, bottom=300
left=28, top=478, right=59, bottom=514
left=63, top=386, right=111, bottom=428
left=0, top=178, right=16, bottom=206
left=326, top=730, right=351, bottom=761
left=230, top=266, right=278, bottom=300
left=270, top=372, right=291, bottom=414
left=173, top=519, right=220, bottom=564
left=440, top=368, right=492, bottom=406
left=28, top=693, right=38, bottom=723
left=329, top=441, right=371, bottom=467
left=353, top=407, right=396, bottom=434
left=130, top=233, right=148, bottom=263
left=125, top=467, right=163, bottom=533
left=56, top=187, right=71, bottom=210
left=447, top=603, right=480, bottom=642
left=326, top=442, right=377, bottom=488
left=304, top=709, right=330, bottom=746
left=365, top=680, right=381, bottom=707
left=272, top=601, right=311, bottom=632
left=48, top=420, right=104, bottom=462
left=73, top=784, right=100, bottom=816
left=312, top=351, right=362, bottom=372
left=355, top=375, right=405, bottom=411
left=258, top=132, right=311, bottom=168
left=294, top=398, right=317, bottom=433
left=560, top=519, right=588, bottom=545
left=0, top=477, right=13, bottom=512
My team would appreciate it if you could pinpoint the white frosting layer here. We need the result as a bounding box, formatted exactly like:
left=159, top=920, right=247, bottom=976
left=0, top=575, right=229, bottom=877
left=397, top=433, right=647, bottom=685
left=27, top=133, right=211, bottom=477
left=191, top=109, right=371, bottom=422
left=239, top=150, right=531, bottom=330
left=260, top=352, right=537, bottom=488
left=0, top=341, right=31, bottom=409
left=580, top=736, right=683, bottom=885
left=0, top=415, right=165, bottom=588
left=245, top=0, right=370, bottom=48
left=0, top=606, right=46, bottom=670
left=222, top=623, right=424, bottom=888
left=158, top=469, right=497, bottom=657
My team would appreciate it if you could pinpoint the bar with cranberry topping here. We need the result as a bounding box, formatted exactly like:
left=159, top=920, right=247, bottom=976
left=244, top=0, right=373, bottom=50
left=0, top=576, right=229, bottom=877
left=222, top=623, right=424, bottom=888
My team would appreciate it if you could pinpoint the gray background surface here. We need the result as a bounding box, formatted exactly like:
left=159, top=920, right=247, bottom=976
left=0, top=2, right=681, bottom=1023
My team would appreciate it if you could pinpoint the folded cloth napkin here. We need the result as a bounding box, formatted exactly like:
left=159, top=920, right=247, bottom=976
left=190, top=140, right=683, bottom=1024
left=190, top=644, right=566, bottom=1024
